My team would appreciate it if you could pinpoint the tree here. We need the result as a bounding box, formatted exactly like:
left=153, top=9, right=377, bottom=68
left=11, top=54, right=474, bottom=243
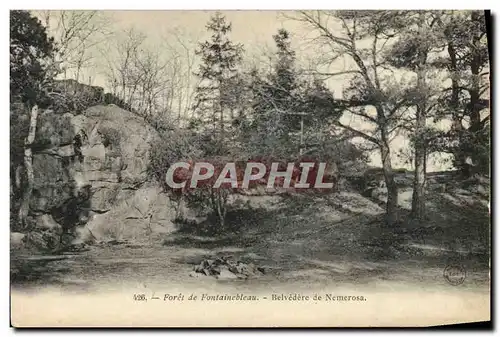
left=104, top=28, right=146, bottom=109
left=248, top=29, right=338, bottom=160
left=293, top=11, right=410, bottom=226
left=385, top=11, right=442, bottom=219
left=10, top=10, right=59, bottom=228
left=250, top=29, right=301, bottom=158
left=434, top=11, right=490, bottom=177
left=150, top=12, right=246, bottom=231
left=161, top=27, right=201, bottom=122
left=37, top=10, right=113, bottom=82
left=192, top=12, right=244, bottom=154
left=10, top=10, right=57, bottom=105
left=104, top=28, right=173, bottom=127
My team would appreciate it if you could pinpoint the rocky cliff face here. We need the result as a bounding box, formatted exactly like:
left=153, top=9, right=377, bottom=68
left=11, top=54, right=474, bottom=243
left=19, top=104, right=177, bottom=251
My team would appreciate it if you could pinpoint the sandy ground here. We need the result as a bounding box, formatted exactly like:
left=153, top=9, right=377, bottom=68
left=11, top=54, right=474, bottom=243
left=10, top=231, right=490, bottom=327
left=10, top=192, right=491, bottom=327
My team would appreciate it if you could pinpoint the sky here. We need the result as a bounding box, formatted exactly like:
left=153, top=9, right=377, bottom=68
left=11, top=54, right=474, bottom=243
left=37, top=10, right=457, bottom=172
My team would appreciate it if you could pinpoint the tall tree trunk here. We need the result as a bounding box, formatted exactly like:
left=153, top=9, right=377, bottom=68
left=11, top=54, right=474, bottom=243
left=466, top=11, right=484, bottom=176
left=447, top=41, right=469, bottom=176
left=411, top=124, right=426, bottom=219
left=18, top=105, right=39, bottom=228
left=411, top=14, right=428, bottom=219
left=380, top=138, right=398, bottom=227
left=412, top=94, right=427, bottom=218
left=217, top=77, right=225, bottom=153
left=469, top=11, right=483, bottom=134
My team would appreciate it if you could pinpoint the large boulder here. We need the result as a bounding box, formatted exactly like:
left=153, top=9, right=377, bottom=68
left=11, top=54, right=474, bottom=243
left=21, top=104, right=174, bottom=250
left=74, top=105, right=177, bottom=242
left=23, top=109, right=91, bottom=250
left=78, top=184, right=177, bottom=243
left=76, top=105, right=157, bottom=193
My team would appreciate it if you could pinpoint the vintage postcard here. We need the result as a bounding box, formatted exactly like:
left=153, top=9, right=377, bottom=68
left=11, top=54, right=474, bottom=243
left=10, top=9, right=491, bottom=327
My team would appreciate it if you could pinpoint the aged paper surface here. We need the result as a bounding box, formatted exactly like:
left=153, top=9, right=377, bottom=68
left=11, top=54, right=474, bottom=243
left=10, top=10, right=490, bottom=327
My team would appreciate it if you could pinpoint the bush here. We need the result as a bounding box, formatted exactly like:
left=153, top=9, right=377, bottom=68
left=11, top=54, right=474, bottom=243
left=48, top=79, right=105, bottom=114
left=149, top=131, right=240, bottom=234
left=148, top=128, right=203, bottom=187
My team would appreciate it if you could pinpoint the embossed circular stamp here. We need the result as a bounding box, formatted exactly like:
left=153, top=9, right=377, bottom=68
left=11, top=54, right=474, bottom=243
left=443, top=264, right=466, bottom=285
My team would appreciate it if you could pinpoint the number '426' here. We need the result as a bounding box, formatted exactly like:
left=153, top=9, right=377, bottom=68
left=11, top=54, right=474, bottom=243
left=133, top=294, right=147, bottom=301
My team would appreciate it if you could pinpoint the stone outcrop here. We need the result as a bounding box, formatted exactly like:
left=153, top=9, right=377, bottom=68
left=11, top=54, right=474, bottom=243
left=19, top=104, right=177, bottom=251
left=78, top=184, right=177, bottom=243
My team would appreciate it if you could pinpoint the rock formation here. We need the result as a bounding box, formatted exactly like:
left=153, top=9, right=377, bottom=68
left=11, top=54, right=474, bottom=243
left=18, top=104, right=177, bottom=252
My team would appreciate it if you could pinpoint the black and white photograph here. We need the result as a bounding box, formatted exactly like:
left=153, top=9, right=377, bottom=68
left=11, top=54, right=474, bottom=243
left=9, top=9, right=491, bottom=327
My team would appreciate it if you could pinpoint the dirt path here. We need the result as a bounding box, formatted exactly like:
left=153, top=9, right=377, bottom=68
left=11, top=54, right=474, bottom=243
left=11, top=210, right=490, bottom=327
left=12, top=190, right=489, bottom=304
left=11, top=233, right=489, bottom=295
